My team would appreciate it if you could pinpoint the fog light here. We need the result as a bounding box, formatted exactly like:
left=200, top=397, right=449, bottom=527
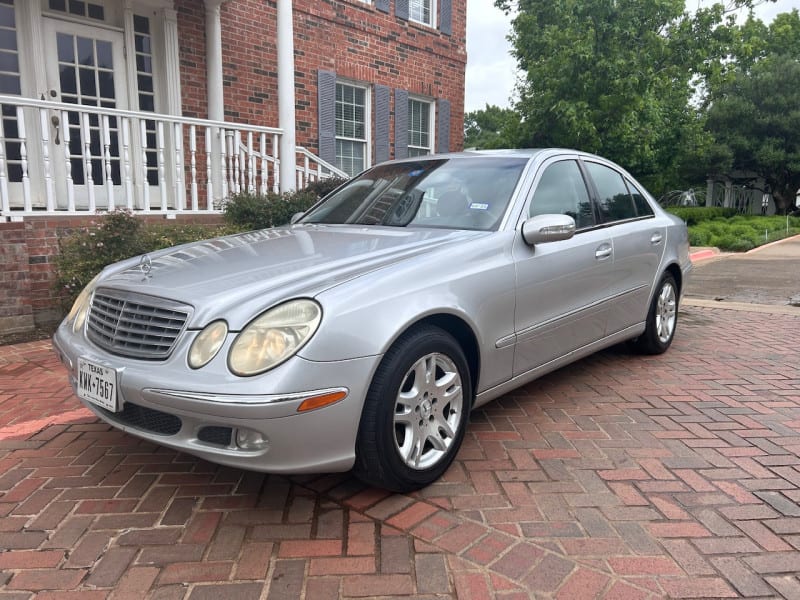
left=235, top=428, right=268, bottom=450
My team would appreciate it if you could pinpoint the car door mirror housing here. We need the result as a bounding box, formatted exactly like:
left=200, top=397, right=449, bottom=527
left=521, top=214, right=576, bottom=246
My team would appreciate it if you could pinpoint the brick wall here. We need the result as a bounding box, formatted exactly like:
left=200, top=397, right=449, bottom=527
left=176, top=0, right=466, bottom=154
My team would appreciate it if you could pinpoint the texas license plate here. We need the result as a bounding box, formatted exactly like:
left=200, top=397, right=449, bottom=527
left=77, top=358, right=118, bottom=412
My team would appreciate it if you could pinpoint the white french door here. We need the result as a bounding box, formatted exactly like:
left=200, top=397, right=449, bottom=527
left=43, top=17, right=129, bottom=209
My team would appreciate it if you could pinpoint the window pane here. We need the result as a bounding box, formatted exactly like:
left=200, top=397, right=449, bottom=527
left=0, top=29, right=17, bottom=52
left=626, top=179, right=654, bottom=217
left=408, top=99, right=431, bottom=154
left=410, top=0, right=432, bottom=24
left=57, top=33, right=74, bottom=63
left=0, top=4, right=14, bottom=28
left=529, top=160, right=593, bottom=228
left=77, top=37, right=94, bottom=66
left=585, top=162, right=636, bottom=222
left=336, top=139, right=365, bottom=177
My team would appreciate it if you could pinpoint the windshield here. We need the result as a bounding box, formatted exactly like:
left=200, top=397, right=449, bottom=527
left=299, top=157, right=528, bottom=230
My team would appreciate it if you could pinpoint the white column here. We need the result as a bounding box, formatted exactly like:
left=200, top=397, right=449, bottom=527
left=205, top=0, right=226, bottom=203
left=277, top=0, right=297, bottom=192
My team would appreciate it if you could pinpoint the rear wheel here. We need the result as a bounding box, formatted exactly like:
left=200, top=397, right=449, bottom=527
left=353, top=326, right=471, bottom=492
left=632, top=273, right=678, bottom=355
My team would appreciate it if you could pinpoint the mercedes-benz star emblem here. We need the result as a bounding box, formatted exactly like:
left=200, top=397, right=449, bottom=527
left=139, top=254, right=152, bottom=278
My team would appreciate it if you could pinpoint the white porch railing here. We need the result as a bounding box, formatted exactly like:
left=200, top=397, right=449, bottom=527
left=0, top=95, right=346, bottom=220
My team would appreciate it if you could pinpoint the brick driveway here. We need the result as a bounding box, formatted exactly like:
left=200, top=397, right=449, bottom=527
left=1, top=302, right=799, bottom=599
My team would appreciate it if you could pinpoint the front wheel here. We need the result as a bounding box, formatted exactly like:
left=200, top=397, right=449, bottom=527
left=632, top=272, right=678, bottom=355
left=353, top=326, right=472, bottom=492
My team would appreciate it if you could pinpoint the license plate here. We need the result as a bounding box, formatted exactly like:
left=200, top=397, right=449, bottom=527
left=77, top=358, right=118, bottom=412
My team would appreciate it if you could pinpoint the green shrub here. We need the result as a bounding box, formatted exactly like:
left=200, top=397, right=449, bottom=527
left=222, top=190, right=319, bottom=229
left=688, top=229, right=710, bottom=246
left=222, top=177, right=348, bottom=230
left=666, top=206, right=737, bottom=225
left=686, top=214, right=800, bottom=252
left=54, top=210, right=237, bottom=311
left=302, top=176, right=348, bottom=199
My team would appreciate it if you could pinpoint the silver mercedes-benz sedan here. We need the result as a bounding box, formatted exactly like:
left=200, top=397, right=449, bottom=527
left=54, top=149, right=691, bottom=491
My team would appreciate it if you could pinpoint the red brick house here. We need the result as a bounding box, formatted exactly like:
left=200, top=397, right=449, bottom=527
left=0, top=0, right=466, bottom=334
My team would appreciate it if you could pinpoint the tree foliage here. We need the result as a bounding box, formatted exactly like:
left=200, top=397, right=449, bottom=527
left=703, top=9, right=800, bottom=213
left=493, top=0, right=739, bottom=193
left=463, top=104, right=520, bottom=149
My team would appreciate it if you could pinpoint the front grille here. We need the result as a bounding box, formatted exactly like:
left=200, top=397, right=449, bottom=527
left=198, top=426, right=232, bottom=447
left=100, top=402, right=181, bottom=436
left=87, top=290, right=190, bottom=359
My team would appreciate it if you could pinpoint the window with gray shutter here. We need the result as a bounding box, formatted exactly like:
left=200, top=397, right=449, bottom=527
left=409, top=0, right=435, bottom=27
left=375, top=85, right=390, bottom=164
left=408, top=98, right=432, bottom=156
left=335, top=82, right=369, bottom=176
left=437, top=98, right=450, bottom=153
left=394, top=89, right=408, bottom=159
left=317, top=69, right=337, bottom=165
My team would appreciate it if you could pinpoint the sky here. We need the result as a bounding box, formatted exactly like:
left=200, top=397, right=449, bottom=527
left=464, top=0, right=799, bottom=112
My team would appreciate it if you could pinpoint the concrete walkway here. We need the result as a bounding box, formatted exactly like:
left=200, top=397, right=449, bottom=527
left=1, top=269, right=799, bottom=597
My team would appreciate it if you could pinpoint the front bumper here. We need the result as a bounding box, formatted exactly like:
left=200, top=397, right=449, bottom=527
left=53, top=324, right=381, bottom=474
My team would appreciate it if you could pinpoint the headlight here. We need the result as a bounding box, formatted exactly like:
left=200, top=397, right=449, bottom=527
left=228, top=299, right=322, bottom=376
left=67, top=274, right=101, bottom=334
left=188, top=320, right=229, bottom=369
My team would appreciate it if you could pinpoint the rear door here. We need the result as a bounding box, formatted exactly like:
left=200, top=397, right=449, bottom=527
left=511, top=157, right=613, bottom=375
left=582, top=161, right=665, bottom=335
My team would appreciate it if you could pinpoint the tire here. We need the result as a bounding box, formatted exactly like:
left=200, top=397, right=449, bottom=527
left=353, top=326, right=472, bottom=492
left=632, top=272, right=678, bottom=355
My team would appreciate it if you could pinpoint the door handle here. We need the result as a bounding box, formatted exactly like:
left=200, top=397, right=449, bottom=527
left=650, top=232, right=663, bottom=244
left=50, top=115, right=61, bottom=146
left=595, top=245, right=612, bottom=260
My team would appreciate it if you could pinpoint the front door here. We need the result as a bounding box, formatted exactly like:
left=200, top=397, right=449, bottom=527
left=43, top=17, right=128, bottom=209
left=512, top=158, right=613, bottom=376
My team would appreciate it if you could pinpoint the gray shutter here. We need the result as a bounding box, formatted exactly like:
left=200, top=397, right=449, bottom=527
left=394, top=89, right=409, bottom=159
left=375, top=85, right=390, bottom=164
left=396, top=0, right=409, bottom=21
left=317, top=69, right=336, bottom=165
left=437, top=98, right=451, bottom=153
left=439, top=0, right=452, bottom=35
left=376, top=0, right=390, bottom=13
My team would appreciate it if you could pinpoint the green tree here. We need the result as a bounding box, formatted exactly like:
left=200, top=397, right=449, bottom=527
left=463, top=104, right=520, bottom=149
left=494, top=0, right=746, bottom=194
left=705, top=48, right=800, bottom=213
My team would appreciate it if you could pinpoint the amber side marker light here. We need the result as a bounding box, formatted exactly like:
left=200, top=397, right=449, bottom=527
left=297, top=390, right=348, bottom=413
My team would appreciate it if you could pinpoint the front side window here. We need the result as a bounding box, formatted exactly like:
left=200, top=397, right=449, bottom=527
left=409, top=0, right=435, bottom=27
left=585, top=162, right=637, bottom=222
left=335, top=82, right=368, bottom=177
left=408, top=98, right=432, bottom=157
left=301, top=157, right=527, bottom=231
left=529, top=160, right=594, bottom=229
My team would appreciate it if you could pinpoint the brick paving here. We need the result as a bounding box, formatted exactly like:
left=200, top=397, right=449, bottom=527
left=1, top=302, right=799, bottom=598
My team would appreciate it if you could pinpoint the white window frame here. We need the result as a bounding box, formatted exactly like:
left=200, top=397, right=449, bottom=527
left=407, top=95, right=435, bottom=157
left=335, top=79, right=371, bottom=176
left=409, top=0, right=436, bottom=28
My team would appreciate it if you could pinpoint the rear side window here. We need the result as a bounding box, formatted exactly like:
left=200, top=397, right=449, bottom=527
left=529, top=160, right=594, bottom=229
left=626, top=178, right=654, bottom=217
left=585, top=162, right=636, bottom=223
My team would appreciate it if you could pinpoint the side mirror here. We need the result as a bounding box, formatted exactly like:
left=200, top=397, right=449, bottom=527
left=521, top=214, right=576, bottom=246
left=290, top=212, right=304, bottom=224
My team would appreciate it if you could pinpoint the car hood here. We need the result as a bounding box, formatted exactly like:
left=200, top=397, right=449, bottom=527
left=98, top=225, right=485, bottom=328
